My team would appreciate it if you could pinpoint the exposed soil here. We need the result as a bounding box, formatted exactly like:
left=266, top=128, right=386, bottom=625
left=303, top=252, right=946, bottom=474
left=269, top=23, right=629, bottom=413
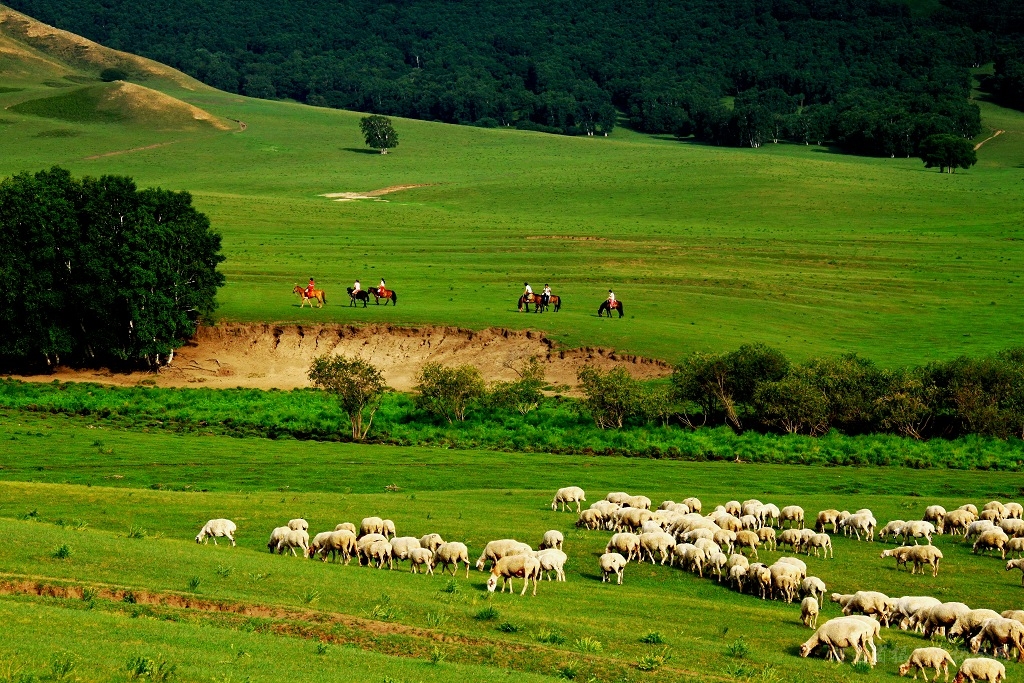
left=974, top=129, right=1005, bottom=151
left=10, top=323, right=671, bottom=391
left=320, top=184, right=433, bottom=201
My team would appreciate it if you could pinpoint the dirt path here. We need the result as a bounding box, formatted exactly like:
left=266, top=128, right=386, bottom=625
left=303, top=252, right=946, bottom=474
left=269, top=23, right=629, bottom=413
left=321, top=184, right=433, bottom=201
left=9, top=323, right=670, bottom=391
left=84, top=140, right=178, bottom=160
left=974, top=129, right=1004, bottom=151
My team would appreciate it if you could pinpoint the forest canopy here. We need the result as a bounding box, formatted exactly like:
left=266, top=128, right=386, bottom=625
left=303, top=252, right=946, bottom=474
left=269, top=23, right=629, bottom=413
left=6, top=0, right=1020, bottom=155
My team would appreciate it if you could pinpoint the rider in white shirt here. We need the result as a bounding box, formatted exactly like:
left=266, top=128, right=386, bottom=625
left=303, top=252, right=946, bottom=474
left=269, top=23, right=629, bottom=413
left=353, top=279, right=361, bottom=293
left=379, top=278, right=386, bottom=295
left=607, top=289, right=616, bottom=306
left=542, top=284, right=551, bottom=307
left=523, top=282, right=533, bottom=298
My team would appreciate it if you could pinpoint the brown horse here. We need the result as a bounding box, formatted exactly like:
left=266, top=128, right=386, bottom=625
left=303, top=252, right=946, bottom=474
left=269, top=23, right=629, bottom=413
left=293, top=285, right=327, bottom=308
left=373, top=287, right=398, bottom=306
left=518, top=293, right=543, bottom=312
left=544, top=295, right=562, bottom=312
left=597, top=299, right=624, bottom=318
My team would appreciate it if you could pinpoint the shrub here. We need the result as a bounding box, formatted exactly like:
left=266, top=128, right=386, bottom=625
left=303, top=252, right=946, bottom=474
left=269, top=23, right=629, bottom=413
left=474, top=605, right=499, bottom=621
left=537, top=628, right=566, bottom=644
left=308, top=355, right=387, bottom=439
left=415, top=363, right=485, bottom=422
left=576, top=365, right=647, bottom=429
left=573, top=636, right=602, bottom=653
left=52, top=543, right=71, bottom=559
left=875, top=368, right=932, bottom=440
left=639, top=631, right=666, bottom=644
left=488, top=357, right=545, bottom=415
left=754, top=372, right=829, bottom=435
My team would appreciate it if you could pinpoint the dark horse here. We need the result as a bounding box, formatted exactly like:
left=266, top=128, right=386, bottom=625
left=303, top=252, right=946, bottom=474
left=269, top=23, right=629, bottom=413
left=373, top=286, right=397, bottom=306
left=347, top=287, right=369, bottom=307
left=597, top=299, right=624, bottom=318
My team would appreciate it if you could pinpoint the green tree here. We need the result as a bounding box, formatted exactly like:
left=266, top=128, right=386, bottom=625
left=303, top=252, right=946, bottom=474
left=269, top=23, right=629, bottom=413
left=919, top=134, right=977, bottom=173
left=488, top=357, right=545, bottom=415
left=576, top=365, right=648, bottom=429
left=360, top=115, right=399, bottom=154
left=415, top=362, right=485, bottom=422
left=753, top=373, right=829, bottom=435
left=308, top=355, right=388, bottom=439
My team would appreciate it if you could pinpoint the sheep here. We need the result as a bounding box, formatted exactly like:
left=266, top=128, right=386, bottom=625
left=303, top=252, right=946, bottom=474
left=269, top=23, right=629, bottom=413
left=381, top=519, right=396, bottom=538
left=614, top=507, right=653, bottom=532
left=838, top=510, right=853, bottom=536
left=683, top=497, right=702, bottom=513
left=816, top=509, right=840, bottom=533
left=778, top=528, right=804, bottom=553
left=727, top=553, right=749, bottom=570
left=355, top=533, right=387, bottom=565
left=409, top=548, right=434, bottom=574
left=683, top=528, right=715, bottom=543
left=359, top=516, right=385, bottom=537
left=600, top=552, right=628, bottom=584
left=969, top=617, right=1024, bottom=661
left=321, top=529, right=357, bottom=563
left=717, top=515, right=743, bottom=533
left=605, top=533, right=642, bottom=562
left=475, top=539, right=533, bottom=571
left=534, top=548, right=567, bottom=581
left=960, top=504, right=980, bottom=517
left=725, top=500, right=742, bottom=516
left=307, top=531, right=334, bottom=559
left=419, top=533, right=445, bottom=553
left=389, top=536, right=422, bottom=564
left=802, top=597, right=820, bottom=628
left=434, top=542, right=471, bottom=578
left=749, top=563, right=772, bottom=600
left=624, top=495, right=652, bottom=510
left=335, top=522, right=357, bottom=534
left=880, top=520, right=908, bottom=542
left=757, top=527, right=776, bottom=551
left=606, top=492, right=632, bottom=505
left=196, top=519, right=236, bottom=546
left=831, top=592, right=855, bottom=608
left=801, top=576, right=827, bottom=605
left=735, top=530, right=760, bottom=559
left=693, top=537, right=721, bottom=558
left=1006, top=558, right=1024, bottom=584
left=898, top=647, right=956, bottom=681
left=903, top=520, right=936, bottom=545
left=781, top=505, right=805, bottom=529
left=775, top=556, right=807, bottom=578
left=552, top=486, right=586, bottom=512
left=770, top=562, right=803, bottom=603
left=716, top=528, right=739, bottom=553
left=673, top=543, right=705, bottom=576
left=739, top=514, right=759, bottom=531
left=799, top=617, right=875, bottom=665
left=985, top=501, right=1007, bottom=516
left=945, top=510, right=976, bottom=536
left=288, top=518, right=308, bottom=532
left=953, top=658, right=1006, bottom=683
left=974, top=529, right=1009, bottom=559
left=806, top=533, right=833, bottom=559
left=906, top=545, right=943, bottom=576
left=924, top=505, right=947, bottom=532
left=540, top=530, right=564, bottom=551
left=706, top=550, right=728, bottom=581
left=640, top=521, right=664, bottom=535
left=1000, top=518, right=1024, bottom=539
left=949, top=610, right=1003, bottom=641
left=576, top=509, right=602, bottom=530
left=276, top=528, right=309, bottom=557
left=1005, top=502, right=1024, bottom=519
left=895, top=596, right=942, bottom=631
left=486, top=554, right=541, bottom=596
left=590, top=499, right=621, bottom=515
left=267, top=526, right=291, bottom=553
left=741, top=499, right=763, bottom=517
left=847, top=512, right=877, bottom=541
left=923, top=603, right=972, bottom=638
left=843, top=591, right=894, bottom=626
left=980, top=509, right=1003, bottom=524
left=728, top=564, right=747, bottom=591
left=368, top=539, right=393, bottom=569
left=966, top=520, right=996, bottom=543
left=640, top=531, right=676, bottom=565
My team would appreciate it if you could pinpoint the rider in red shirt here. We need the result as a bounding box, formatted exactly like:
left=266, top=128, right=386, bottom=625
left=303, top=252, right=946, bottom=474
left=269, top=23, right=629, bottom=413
left=304, top=278, right=315, bottom=298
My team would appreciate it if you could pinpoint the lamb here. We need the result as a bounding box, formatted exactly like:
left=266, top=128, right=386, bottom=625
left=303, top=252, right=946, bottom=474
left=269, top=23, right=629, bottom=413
left=486, top=554, right=541, bottom=595
left=727, top=553, right=749, bottom=570
left=1006, top=558, right=1024, bottom=585
left=576, top=509, right=602, bottom=530
left=600, top=552, right=628, bottom=584
left=368, top=539, right=393, bottom=569
left=734, top=530, right=760, bottom=559
left=761, top=503, right=781, bottom=527
left=739, top=514, right=759, bottom=531
left=359, top=517, right=385, bottom=537
left=952, top=658, right=1006, bottom=683
left=674, top=543, right=706, bottom=577
left=806, top=533, right=833, bottom=559
left=843, top=591, right=894, bottom=626
left=419, top=533, right=445, bottom=553
left=756, top=527, right=776, bottom=551
left=801, top=596, right=820, bottom=628
left=605, top=533, right=642, bottom=562
left=355, top=533, right=387, bottom=565
left=895, top=596, right=942, bottom=631
left=276, top=528, right=309, bottom=557
left=898, top=647, right=956, bottom=681
left=335, top=522, right=357, bottom=534
left=682, top=497, right=702, bottom=513
left=843, top=615, right=881, bottom=664
left=906, top=545, right=943, bottom=576
left=903, top=520, right=936, bottom=545
left=780, top=505, right=805, bottom=529
left=801, top=577, right=827, bottom=605
left=409, top=548, right=434, bottom=574
left=434, top=542, right=471, bottom=578
left=741, top=499, right=763, bottom=517
left=196, top=519, right=236, bottom=546
left=475, top=539, right=533, bottom=571
left=640, top=521, right=664, bottom=535
left=985, top=501, right=1007, bottom=516
left=969, top=617, right=1024, bottom=661
left=535, top=548, right=568, bottom=581
left=640, top=531, right=676, bottom=565
left=540, top=530, right=564, bottom=551
left=799, top=617, right=875, bottom=665
left=923, top=602, right=972, bottom=638
left=552, top=486, right=586, bottom=512
left=880, top=520, right=908, bottom=542
left=716, top=528, right=738, bottom=553
left=706, top=550, right=728, bottom=581
left=381, top=519, right=396, bottom=538
left=948, top=610, right=1003, bottom=641
left=973, top=529, right=1009, bottom=559
left=288, top=518, right=308, bottom=532
left=389, top=536, right=422, bottom=564
left=816, top=509, right=840, bottom=533
left=307, top=531, right=335, bottom=559
left=614, top=507, right=653, bottom=532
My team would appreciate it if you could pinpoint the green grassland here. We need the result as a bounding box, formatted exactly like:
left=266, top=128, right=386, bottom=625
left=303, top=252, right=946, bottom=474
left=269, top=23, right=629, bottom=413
left=1, top=7, right=1023, bottom=366
left=1, top=416, right=1024, bottom=682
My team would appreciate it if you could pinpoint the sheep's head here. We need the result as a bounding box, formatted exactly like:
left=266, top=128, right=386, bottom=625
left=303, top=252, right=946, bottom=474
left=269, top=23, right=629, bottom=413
left=486, top=574, right=498, bottom=592
left=969, top=636, right=982, bottom=654
left=195, top=532, right=204, bottom=544
left=798, top=642, right=813, bottom=658
left=897, top=662, right=911, bottom=676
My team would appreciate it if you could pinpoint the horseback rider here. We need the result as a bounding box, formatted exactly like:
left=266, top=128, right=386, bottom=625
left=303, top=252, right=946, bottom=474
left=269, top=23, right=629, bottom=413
left=607, top=289, right=616, bottom=308
left=378, top=278, right=386, bottom=297
left=542, top=284, right=551, bottom=307
left=304, top=277, right=315, bottom=298
left=353, top=279, right=361, bottom=294
left=523, top=282, right=533, bottom=300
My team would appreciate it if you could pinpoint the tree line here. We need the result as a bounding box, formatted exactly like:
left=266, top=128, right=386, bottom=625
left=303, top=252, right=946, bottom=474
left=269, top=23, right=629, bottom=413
left=7, top=0, right=1019, bottom=155
left=0, top=168, right=224, bottom=368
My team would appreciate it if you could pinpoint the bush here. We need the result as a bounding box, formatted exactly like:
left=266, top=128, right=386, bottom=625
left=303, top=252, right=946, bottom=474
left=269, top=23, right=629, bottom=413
left=754, top=372, right=829, bottom=435
left=577, top=365, right=648, bottom=429
left=99, top=67, right=128, bottom=82
left=308, top=355, right=387, bottom=439
left=488, top=357, right=545, bottom=415
left=415, top=363, right=485, bottom=422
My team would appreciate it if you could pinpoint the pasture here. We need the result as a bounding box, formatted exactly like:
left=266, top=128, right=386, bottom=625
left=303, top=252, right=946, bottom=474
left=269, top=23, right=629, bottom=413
left=1, top=414, right=1024, bottom=681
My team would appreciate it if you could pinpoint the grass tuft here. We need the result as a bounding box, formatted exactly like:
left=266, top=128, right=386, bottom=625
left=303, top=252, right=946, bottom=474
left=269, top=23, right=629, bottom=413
left=725, top=638, right=749, bottom=659
left=573, top=636, right=602, bottom=653
left=496, top=620, right=519, bottom=633
left=186, top=576, right=201, bottom=592
left=52, top=543, right=71, bottom=559
left=639, top=631, right=666, bottom=644
left=536, top=628, right=566, bottom=644
left=474, top=605, right=499, bottom=621
left=634, top=647, right=671, bottom=672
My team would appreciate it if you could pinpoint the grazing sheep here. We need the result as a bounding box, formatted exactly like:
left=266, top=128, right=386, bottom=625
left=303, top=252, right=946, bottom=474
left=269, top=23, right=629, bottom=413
left=390, top=536, right=422, bottom=564
left=576, top=509, right=603, bottom=530
left=683, top=528, right=715, bottom=543
left=757, top=527, right=777, bottom=551
left=288, top=518, right=308, bottom=532
left=624, top=495, right=652, bottom=510
left=741, top=499, right=763, bottom=517
left=381, top=519, right=396, bottom=538
left=802, top=597, right=820, bottom=628
left=717, top=515, right=743, bottom=533
left=770, top=562, right=803, bottom=603
left=749, top=563, right=772, bottom=600
left=981, top=509, right=1003, bottom=524
left=606, top=533, right=642, bottom=562
left=475, top=539, right=533, bottom=571
left=728, top=564, right=748, bottom=591
left=775, top=556, right=807, bottom=578
left=267, top=526, right=291, bottom=553
left=606, top=492, right=632, bottom=505
left=846, top=512, right=878, bottom=541
left=882, top=546, right=915, bottom=571
left=969, top=617, right=1024, bottom=661
left=640, top=531, right=676, bottom=565
left=600, top=552, right=628, bottom=584
left=727, top=553, right=749, bottom=570
left=949, top=610, right=1003, bottom=641
left=673, top=543, right=705, bottom=577
left=735, top=530, right=760, bottom=559
left=359, top=517, right=385, bottom=537
left=419, top=533, right=445, bottom=553
left=945, top=510, right=976, bottom=537
left=683, top=497, right=702, bottom=513
left=368, top=539, right=394, bottom=569
left=816, top=509, right=840, bottom=533
left=486, top=554, right=541, bottom=596
left=739, top=514, right=759, bottom=531
left=540, top=530, right=564, bottom=551
left=799, top=617, right=875, bottom=665
left=276, top=529, right=309, bottom=557
left=761, top=503, right=781, bottom=527
left=898, top=647, right=956, bottom=681
left=1005, top=503, right=1024, bottom=520
left=966, top=520, right=997, bottom=542
left=880, top=520, right=908, bottom=542
left=322, top=529, right=357, bottom=563
left=801, top=576, right=827, bottom=605
left=725, top=500, right=742, bottom=516
left=1000, top=518, right=1024, bottom=539
left=895, top=596, right=942, bottom=631
left=906, top=545, right=944, bottom=576
left=693, top=538, right=721, bottom=558
left=960, top=504, right=980, bottom=517
left=196, top=519, right=236, bottom=546
left=806, top=533, right=833, bottom=559
left=335, top=522, right=357, bottom=534
left=552, top=486, right=586, bottom=512
left=903, top=520, right=936, bottom=545
left=409, top=548, right=434, bottom=574
left=307, top=531, right=335, bottom=560
left=355, top=533, right=387, bottom=565
left=781, top=506, right=805, bottom=529
left=706, top=550, right=728, bottom=581
left=535, top=548, right=568, bottom=581
left=843, top=591, right=894, bottom=626
left=640, top=520, right=664, bottom=535
left=716, top=528, right=738, bottom=553
left=614, top=507, right=654, bottom=532
left=974, top=529, right=1010, bottom=559
left=434, top=542, right=471, bottom=578
left=924, top=506, right=947, bottom=534
left=985, top=501, right=1007, bottom=516
left=1002, top=610, right=1024, bottom=625
left=953, top=657, right=1006, bottom=683
left=778, top=528, right=804, bottom=553
left=1006, top=558, right=1024, bottom=585
left=923, top=602, right=972, bottom=638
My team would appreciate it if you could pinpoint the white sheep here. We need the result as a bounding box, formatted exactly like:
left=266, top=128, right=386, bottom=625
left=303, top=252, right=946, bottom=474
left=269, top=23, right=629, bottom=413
left=276, top=528, right=309, bottom=557
left=682, top=497, right=702, bottom=513
left=693, top=537, right=721, bottom=558
left=846, top=512, right=877, bottom=541
left=880, top=520, right=908, bottom=542
left=576, top=509, right=602, bottom=530
left=960, top=504, right=980, bottom=517
left=843, top=591, right=893, bottom=626
left=540, top=530, right=564, bottom=551
left=434, top=542, right=471, bottom=578
left=924, top=505, right=947, bottom=533
left=320, top=529, right=357, bottom=564
left=806, top=533, right=833, bottom=559
left=1002, top=610, right=1024, bottom=624
left=903, top=520, right=936, bottom=545
left=614, top=507, right=654, bottom=532
left=267, top=526, right=291, bottom=552
left=775, top=556, right=807, bottom=578
left=816, top=509, right=840, bottom=533
left=728, top=564, right=747, bottom=591
left=475, top=539, right=533, bottom=571
left=673, top=543, right=705, bottom=577
left=953, top=658, right=1006, bottom=683
left=600, top=552, right=627, bottom=584
left=706, top=550, right=728, bottom=581
left=734, top=530, right=760, bottom=559
left=801, top=576, right=827, bottom=605
left=368, top=539, right=393, bottom=569
left=606, top=491, right=632, bottom=505
left=682, top=528, right=715, bottom=543
left=196, top=519, right=236, bottom=546
left=390, top=536, right=422, bottom=564
left=756, top=526, right=776, bottom=551
left=552, top=486, right=586, bottom=512
left=780, top=505, right=805, bottom=529
left=898, top=647, right=956, bottom=681
left=640, top=531, right=676, bottom=565
left=770, top=562, right=802, bottom=603
left=966, top=520, right=997, bottom=542
left=944, top=509, right=976, bottom=536
left=356, top=533, right=387, bottom=566
left=487, top=555, right=541, bottom=596
left=605, top=533, right=642, bottom=562
left=969, top=618, right=1024, bottom=660
left=948, top=610, right=1003, bottom=641
left=307, top=531, right=335, bottom=559
left=749, top=563, right=772, bottom=600
left=382, top=519, right=396, bottom=538
left=801, top=596, right=820, bottom=628
left=739, top=514, right=759, bottom=530
left=1006, top=502, right=1024, bottom=519
left=778, top=529, right=804, bottom=552
left=359, top=517, right=385, bottom=537
left=419, top=533, right=445, bottom=553
left=907, top=545, right=943, bottom=576
left=999, top=518, right=1024, bottom=538
left=624, top=495, right=652, bottom=510
left=799, top=617, right=875, bottom=665
left=409, top=548, right=434, bottom=575
left=335, top=522, right=357, bottom=534
left=894, top=596, right=942, bottom=631
left=288, top=518, right=308, bottom=532
left=535, top=548, right=567, bottom=581
left=974, top=529, right=1009, bottom=559
left=923, top=602, right=972, bottom=639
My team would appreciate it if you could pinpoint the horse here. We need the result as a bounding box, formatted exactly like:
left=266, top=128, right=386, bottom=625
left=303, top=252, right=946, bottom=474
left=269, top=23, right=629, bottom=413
left=347, top=287, right=369, bottom=307
left=597, top=299, right=624, bottom=318
left=373, top=286, right=397, bottom=306
left=518, top=293, right=543, bottom=312
left=293, top=285, right=326, bottom=308
left=544, top=295, right=562, bottom=313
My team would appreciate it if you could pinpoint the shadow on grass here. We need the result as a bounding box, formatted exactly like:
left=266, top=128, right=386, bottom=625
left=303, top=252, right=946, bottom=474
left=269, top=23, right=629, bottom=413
left=342, top=147, right=380, bottom=155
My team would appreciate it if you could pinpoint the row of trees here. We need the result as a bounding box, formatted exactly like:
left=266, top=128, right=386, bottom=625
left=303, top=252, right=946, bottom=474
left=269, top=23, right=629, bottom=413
left=0, top=168, right=224, bottom=368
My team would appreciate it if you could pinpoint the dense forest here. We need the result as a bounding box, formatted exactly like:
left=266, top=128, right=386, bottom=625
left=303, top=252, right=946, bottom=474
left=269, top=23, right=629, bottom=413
left=6, top=0, right=1023, bottom=155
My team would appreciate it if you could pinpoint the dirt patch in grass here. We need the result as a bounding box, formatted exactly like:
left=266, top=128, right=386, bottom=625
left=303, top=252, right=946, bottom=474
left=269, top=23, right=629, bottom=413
left=10, top=323, right=670, bottom=392
left=321, top=184, right=433, bottom=201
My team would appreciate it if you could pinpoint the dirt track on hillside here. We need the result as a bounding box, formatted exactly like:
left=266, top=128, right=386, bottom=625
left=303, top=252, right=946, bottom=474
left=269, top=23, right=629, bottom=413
left=11, top=324, right=670, bottom=391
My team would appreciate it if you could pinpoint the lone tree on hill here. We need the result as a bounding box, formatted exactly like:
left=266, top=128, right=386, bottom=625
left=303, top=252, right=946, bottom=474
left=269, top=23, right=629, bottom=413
left=919, top=134, right=977, bottom=173
left=360, top=114, right=399, bottom=154
left=308, top=354, right=387, bottom=440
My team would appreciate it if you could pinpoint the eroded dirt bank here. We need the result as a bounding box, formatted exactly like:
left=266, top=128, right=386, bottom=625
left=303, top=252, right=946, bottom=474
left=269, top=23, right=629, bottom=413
left=11, top=324, right=671, bottom=391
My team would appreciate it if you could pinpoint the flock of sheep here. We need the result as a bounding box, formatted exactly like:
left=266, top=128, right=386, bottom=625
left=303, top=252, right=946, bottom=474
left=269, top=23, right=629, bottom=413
left=194, top=490, right=1024, bottom=681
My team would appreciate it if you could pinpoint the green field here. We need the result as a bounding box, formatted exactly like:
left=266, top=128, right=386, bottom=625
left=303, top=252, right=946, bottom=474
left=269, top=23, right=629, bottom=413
left=1, top=10, right=1023, bottom=365
left=1, top=414, right=1024, bottom=682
